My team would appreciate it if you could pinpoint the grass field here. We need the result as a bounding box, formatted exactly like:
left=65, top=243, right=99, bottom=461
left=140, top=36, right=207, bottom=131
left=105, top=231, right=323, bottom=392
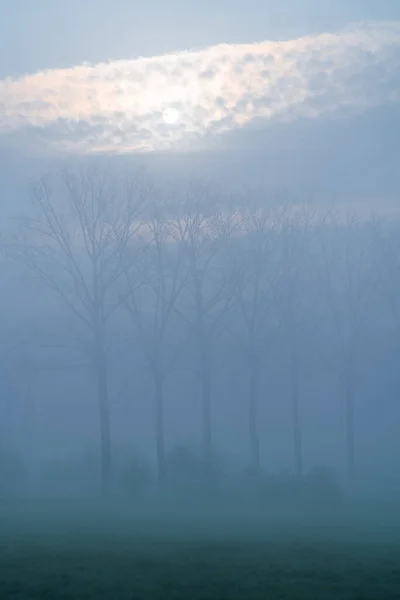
left=1, top=501, right=400, bottom=599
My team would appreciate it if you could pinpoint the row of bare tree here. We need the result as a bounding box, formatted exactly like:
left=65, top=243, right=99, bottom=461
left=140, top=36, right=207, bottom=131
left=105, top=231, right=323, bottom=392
left=1, top=166, right=399, bottom=493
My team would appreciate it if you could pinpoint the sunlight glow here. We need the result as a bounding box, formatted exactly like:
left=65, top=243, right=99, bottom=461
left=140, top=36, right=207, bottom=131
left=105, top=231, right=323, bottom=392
left=162, top=107, right=180, bottom=125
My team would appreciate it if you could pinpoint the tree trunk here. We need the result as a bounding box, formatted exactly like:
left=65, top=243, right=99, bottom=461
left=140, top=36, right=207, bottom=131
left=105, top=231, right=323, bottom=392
left=345, top=356, right=356, bottom=485
left=199, top=344, right=213, bottom=480
left=154, top=373, right=166, bottom=484
left=93, top=332, right=112, bottom=495
left=248, top=361, right=261, bottom=477
left=290, top=345, right=303, bottom=477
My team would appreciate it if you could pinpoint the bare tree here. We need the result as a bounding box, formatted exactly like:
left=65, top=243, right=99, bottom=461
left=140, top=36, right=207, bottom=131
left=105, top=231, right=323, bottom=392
left=171, top=188, right=237, bottom=479
left=121, top=205, right=185, bottom=483
left=229, top=199, right=284, bottom=476
left=372, top=216, right=400, bottom=338
left=6, top=166, right=144, bottom=493
left=317, top=211, right=374, bottom=485
left=275, top=203, right=320, bottom=477
left=0, top=329, right=32, bottom=437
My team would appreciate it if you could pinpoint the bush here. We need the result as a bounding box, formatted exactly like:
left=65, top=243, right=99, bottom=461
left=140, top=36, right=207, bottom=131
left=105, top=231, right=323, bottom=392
left=260, top=467, right=342, bottom=508
left=0, top=444, right=29, bottom=498
left=37, top=451, right=100, bottom=497
left=165, top=444, right=225, bottom=496
left=303, top=466, right=342, bottom=505
left=119, top=455, right=152, bottom=496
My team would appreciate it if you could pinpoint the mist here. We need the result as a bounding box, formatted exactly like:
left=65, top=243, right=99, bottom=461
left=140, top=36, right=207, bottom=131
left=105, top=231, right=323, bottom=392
left=0, top=162, right=398, bottom=503
left=2, top=3, right=400, bottom=597
left=1, top=164, right=400, bottom=596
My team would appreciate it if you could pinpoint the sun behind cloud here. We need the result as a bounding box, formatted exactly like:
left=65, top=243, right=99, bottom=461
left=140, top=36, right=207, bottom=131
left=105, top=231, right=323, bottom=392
left=162, top=107, right=180, bottom=125
left=0, top=20, right=399, bottom=154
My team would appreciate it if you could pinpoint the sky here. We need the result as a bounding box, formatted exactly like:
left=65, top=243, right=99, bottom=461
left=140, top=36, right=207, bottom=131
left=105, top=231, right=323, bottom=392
left=0, top=1, right=400, bottom=205
left=1, top=1, right=400, bottom=78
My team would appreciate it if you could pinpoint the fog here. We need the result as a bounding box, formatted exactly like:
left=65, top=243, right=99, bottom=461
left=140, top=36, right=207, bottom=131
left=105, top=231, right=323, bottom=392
left=3, top=3, right=400, bottom=597
left=0, top=159, right=399, bottom=519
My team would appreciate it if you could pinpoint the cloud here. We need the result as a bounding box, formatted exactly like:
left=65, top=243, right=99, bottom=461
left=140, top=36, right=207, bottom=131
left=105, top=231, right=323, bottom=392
left=0, top=20, right=400, bottom=154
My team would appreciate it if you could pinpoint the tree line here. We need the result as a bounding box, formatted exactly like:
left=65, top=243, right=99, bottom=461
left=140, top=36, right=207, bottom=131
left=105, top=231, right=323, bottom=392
left=1, top=165, right=398, bottom=495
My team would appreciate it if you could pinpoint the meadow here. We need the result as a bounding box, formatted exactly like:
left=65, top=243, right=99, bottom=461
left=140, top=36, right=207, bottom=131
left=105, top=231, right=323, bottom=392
left=1, top=500, right=399, bottom=599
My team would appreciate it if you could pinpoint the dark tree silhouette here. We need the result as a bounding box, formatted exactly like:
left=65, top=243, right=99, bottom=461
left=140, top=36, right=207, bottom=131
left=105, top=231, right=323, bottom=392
left=7, top=167, right=144, bottom=493
left=122, top=204, right=186, bottom=483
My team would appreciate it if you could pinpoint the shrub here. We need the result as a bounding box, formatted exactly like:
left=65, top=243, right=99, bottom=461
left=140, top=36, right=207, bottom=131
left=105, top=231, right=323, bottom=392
left=303, top=466, right=342, bottom=505
left=0, top=444, right=29, bottom=497
left=119, top=455, right=152, bottom=496
left=37, top=451, right=100, bottom=497
left=165, top=444, right=225, bottom=496
left=260, top=466, right=342, bottom=508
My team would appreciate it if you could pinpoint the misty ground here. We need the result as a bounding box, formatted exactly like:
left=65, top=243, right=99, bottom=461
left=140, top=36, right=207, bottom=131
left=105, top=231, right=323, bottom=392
left=1, top=499, right=400, bottom=599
